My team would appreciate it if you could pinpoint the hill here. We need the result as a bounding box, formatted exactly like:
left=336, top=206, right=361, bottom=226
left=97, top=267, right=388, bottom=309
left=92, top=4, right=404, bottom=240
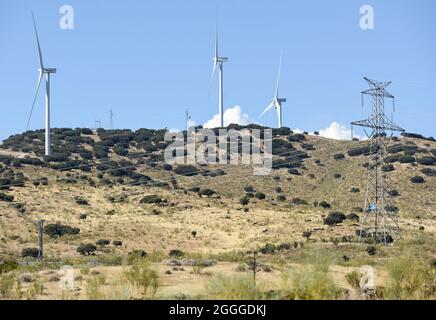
left=0, top=127, right=435, bottom=300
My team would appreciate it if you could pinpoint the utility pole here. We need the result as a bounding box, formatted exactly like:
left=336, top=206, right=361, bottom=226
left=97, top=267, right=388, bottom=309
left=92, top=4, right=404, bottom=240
left=109, top=108, right=114, bottom=130
left=185, top=109, right=191, bottom=133
left=253, top=251, right=257, bottom=284
left=351, top=77, right=405, bottom=246
left=94, top=119, right=101, bottom=130
left=36, top=219, right=45, bottom=261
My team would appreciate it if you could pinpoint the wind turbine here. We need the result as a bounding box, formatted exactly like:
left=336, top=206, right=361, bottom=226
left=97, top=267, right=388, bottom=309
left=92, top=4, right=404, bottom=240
left=26, top=13, right=57, bottom=156
left=210, top=29, right=228, bottom=128
left=260, top=52, right=286, bottom=128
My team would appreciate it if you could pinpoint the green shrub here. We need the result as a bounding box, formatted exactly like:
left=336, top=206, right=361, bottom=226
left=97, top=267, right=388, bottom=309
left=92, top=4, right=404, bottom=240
left=366, top=246, right=376, bottom=256
left=0, top=273, right=22, bottom=299
left=96, top=239, right=110, bottom=247
left=240, top=195, right=250, bottom=206
left=77, top=243, right=97, bottom=255
left=124, top=258, right=160, bottom=299
left=346, top=213, right=360, bottom=222
left=140, top=195, right=163, bottom=204
left=323, top=212, right=346, bottom=226
left=169, top=249, right=184, bottom=258
left=74, top=196, right=89, bottom=205
left=292, top=198, right=308, bottom=205
left=244, top=185, right=254, bottom=193
left=382, top=164, right=395, bottom=172
left=410, top=176, right=425, bottom=184
left=416, top=156, right=435, bottom=166
left=283, top=265, right=342, bottom=300
left=254, top=191, right=266, bottom=200
left=113, top=240, right=123, bottom=247
left=21, top=248, right=40, bottom=258
left=85, top=273, right=106, bottom=300
left=206, top=274, right=263, bottom=300
left=44, top=224, right=80, bottom=238
left=398, top=155, right=415, bottom=163
left=0, top=193, right=14, bottom=202
left=345, top=270, right=362, bottom=289
left=174, top=165, right=198, bottom=176
left=348, top=146, right=371, bottom=157
left=277, top=195, right=286, bottom=202
left=198, top=189, right=216, bottom=197
left=421, top=168, right=436, bottom=177
left=385, top=255, right=435, bottom=300
left=319, top=201, right=331, bottom=209
left=333, top=153, right=345, bottom=160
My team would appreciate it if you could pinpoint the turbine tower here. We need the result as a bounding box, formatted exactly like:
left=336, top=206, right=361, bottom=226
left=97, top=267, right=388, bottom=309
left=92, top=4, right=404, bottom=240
left=260, top=52, right=286, bottom=128
left=210, top=29, right=228, bottom=127
left=26, top=13, right=56, bottom=156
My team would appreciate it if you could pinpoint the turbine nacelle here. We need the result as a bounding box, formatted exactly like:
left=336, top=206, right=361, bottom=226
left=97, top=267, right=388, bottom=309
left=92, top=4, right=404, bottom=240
left=43, top=68, right=57, bottom=74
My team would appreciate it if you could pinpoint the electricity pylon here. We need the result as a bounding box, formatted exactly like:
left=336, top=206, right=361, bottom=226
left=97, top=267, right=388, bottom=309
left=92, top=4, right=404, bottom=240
left=351, top=77, right=405, bottom=246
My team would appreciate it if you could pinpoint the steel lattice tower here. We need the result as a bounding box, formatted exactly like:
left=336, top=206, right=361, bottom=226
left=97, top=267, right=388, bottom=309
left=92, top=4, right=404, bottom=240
left=351, top=77, right=405, bottom=245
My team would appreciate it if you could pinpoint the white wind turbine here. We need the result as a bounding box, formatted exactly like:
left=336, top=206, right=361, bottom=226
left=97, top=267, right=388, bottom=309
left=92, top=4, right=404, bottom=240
left=210, top=29, right=228, bottom=128
left=260, top=52, right=286, bottom=128
left=26, top=13, right=57, bottom=156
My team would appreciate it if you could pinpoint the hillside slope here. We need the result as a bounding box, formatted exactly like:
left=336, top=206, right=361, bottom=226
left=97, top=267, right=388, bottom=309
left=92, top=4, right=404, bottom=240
left=0, top=127, right=434, bottom=260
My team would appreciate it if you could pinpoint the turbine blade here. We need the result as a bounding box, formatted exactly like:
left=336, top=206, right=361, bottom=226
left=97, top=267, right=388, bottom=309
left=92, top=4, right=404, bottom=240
left=32, top=13, right=44, bottom=69
left=259, top=101, right=275, bottom=118
left=215, top=27, right=219, bottom=59
left=209, top=61, right=218, bottom=97
left=275, top=51, right=283, bottom=98
left=26, top=71, right=43, bottom=130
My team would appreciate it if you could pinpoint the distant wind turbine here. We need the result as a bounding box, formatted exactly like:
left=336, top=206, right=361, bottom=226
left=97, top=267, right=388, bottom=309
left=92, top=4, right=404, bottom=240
left=260, top=52, right=286, bottom=128
left=210, top=29, right=228, bottom=128
left=26, top=13, right=57, bottom=156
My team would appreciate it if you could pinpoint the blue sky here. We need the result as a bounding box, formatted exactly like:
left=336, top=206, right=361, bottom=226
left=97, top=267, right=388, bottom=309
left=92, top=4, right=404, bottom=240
left=0, top=0, right=435, bottom=141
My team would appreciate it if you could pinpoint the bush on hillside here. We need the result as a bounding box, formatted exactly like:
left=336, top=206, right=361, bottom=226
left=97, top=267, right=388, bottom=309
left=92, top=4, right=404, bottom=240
left=254, top=191, right=266, bottom=200
left=174, top=165, right=198, bottom=176
left=240, top=195, right=250, bottom=206
left=77, top=243, right=96, bottom=256
left=169, top=249, right=184, bottom=258
left=416, top=156, right=435, bottom=166
left=382, top=164, right=395, bottom=172
left=140, top=195, right=163, bottom=204
left=410, top=176, right=425, bottom=184
left=323, top=212, right=346, bottom=226
left=398, top=155, right=415, bottom=164
left=96, top=239, right=110, bottom=247
left=198, top=189, right=217, bottom=197
left=333, top=153, right=345, bottom=160
left=420, top=168, right=436, bottom=177
left=44, top=224, right=80, bottom=238
left=21, top=248, right=40, bottom=258
left=319, top=201, right=331, bottom=209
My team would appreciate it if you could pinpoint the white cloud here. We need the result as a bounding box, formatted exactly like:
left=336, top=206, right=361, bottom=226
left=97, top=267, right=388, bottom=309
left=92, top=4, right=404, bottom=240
left=292, top=128, right=304, bottom=134
left=319, top=122, right=358, bottom=141
left=204, top=105, right=254, bottom=128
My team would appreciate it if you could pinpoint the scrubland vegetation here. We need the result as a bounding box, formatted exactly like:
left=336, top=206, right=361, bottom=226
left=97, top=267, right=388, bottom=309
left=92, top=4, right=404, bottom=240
left=0, top=127, right=435, bottom=300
